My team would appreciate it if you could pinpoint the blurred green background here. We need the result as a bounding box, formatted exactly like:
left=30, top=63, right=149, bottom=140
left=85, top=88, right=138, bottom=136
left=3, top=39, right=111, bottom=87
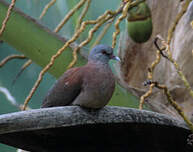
left=0, top=0, right=139, bottom=151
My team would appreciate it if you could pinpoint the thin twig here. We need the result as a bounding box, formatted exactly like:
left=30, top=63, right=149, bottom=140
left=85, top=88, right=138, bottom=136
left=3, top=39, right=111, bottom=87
left=112, top=1, right=131, bottom=48
left=158, top=36, right=193, bottom=99
left=75, top=0, right=91, bottom=32
left=139, top=83, right=154, bottom=110
left=39, top=0, right=57, bottom=20
left=91, top=21, right=113, bottom=48
left=165, top=0, right=193, bottom=98
left=148, top=51, right=161, bottom=80
left=12, top=59, right=32, bottom=85
left=167, top=0, right=192, bottom=44
left=153, top=82, right=193, bottom=132
left=139, top=0, right=193, bottom=114
left=112, top=0, right=145, bottom=48
left=0, top=55, right=26, bottom=67
left=0, top=0, right=16, bottom=36
left=54, top=0, right=87, bottom=33
left=139, top=38, right=162, bottom=110
left=154, top=37, right=168, bottom=60
left=67, top=15, right=113, bottom=69
left=67, top=7, right=123, bottom=69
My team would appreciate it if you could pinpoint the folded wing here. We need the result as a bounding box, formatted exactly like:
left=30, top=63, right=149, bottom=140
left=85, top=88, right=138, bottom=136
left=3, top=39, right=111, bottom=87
left=41, top=67, right=83, bottom=108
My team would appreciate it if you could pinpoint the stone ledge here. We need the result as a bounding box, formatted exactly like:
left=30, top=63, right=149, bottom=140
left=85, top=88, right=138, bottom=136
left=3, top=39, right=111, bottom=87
left=0, top=106, right=192, bottom=152
left=0, top=106, right=188, bottom=134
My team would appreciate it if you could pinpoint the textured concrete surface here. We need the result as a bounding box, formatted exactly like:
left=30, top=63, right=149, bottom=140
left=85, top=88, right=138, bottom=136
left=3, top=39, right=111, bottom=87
left=0, top=106, right=188, bottom=134
left=0, top=106, right=192, bottom=152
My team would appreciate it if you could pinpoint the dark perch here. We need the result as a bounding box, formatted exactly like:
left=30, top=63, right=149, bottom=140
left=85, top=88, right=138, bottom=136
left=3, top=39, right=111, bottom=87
left=0, top=106, right=192, bottom=152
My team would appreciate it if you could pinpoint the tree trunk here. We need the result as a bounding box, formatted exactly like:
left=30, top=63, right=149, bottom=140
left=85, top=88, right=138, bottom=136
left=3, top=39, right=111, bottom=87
left=116, top=0, right=193, bottom=120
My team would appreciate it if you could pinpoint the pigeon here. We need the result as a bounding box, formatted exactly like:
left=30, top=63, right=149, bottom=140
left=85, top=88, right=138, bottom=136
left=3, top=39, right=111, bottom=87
left=41, top=44, right=120, bottom=109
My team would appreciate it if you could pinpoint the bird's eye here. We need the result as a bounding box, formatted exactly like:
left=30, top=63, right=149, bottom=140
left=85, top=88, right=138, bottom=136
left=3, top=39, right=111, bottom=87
left=102, top=50, right=110, bottom=56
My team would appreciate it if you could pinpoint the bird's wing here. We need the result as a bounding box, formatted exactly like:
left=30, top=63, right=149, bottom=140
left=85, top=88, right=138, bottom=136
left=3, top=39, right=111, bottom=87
left=41, top=67, right=83, bottom=108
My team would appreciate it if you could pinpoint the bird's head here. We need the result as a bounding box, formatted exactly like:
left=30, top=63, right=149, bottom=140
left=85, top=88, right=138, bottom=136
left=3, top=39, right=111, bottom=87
left=88, top=44, right=120, bottom=64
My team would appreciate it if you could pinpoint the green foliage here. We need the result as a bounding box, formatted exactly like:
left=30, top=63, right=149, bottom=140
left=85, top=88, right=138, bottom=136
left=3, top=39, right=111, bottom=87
left=0, top=0, right=139, bottom=112
left=0, top=1, right=139, bottom=150
left=0, top=1, right=86, bottom=78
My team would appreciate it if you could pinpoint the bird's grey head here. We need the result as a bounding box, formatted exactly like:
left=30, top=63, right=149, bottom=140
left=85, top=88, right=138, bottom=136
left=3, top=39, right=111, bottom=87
left=88, top=44, right=120, bottom=64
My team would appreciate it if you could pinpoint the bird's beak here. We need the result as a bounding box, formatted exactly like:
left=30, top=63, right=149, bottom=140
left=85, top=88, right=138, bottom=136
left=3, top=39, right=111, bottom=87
left=111, top=55, right=121, bottom=62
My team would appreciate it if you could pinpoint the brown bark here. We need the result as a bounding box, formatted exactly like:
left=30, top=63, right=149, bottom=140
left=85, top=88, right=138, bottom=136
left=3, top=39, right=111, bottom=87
left=116, top=0, right=193, bottom=120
